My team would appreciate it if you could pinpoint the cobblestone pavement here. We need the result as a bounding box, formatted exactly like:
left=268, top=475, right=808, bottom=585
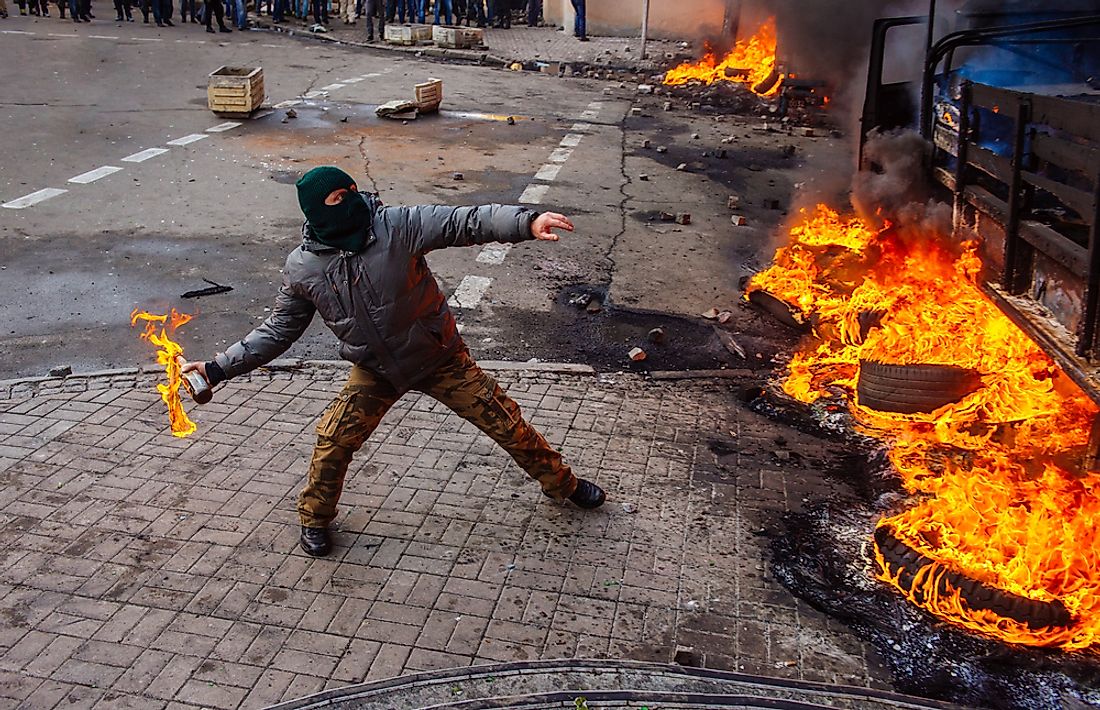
left=0, top=362, right=891, bottom=708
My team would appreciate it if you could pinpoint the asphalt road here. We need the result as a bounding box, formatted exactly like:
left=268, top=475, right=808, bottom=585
left=0, top=15, right=850, bottom=380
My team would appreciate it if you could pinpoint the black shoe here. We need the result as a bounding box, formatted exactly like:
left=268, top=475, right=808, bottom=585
left=115, top=14, right=124, bottom=19
left=545, top=478, right=606, bottom=509
left=300, top=526, right=331, bottom=557
left=155, top=19, right=163, bottom=25
left=163, top=17, right=173, bottom=24
left=206, top=24, right=214, bottom=31
left=219, top=24, right=231, bottom=30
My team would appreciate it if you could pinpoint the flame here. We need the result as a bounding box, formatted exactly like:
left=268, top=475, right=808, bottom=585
left=748, top=205, right=1100, bottom=648
left=130, top=309, right=197, bottom=438
left=663, top=18, right=782, bottom=97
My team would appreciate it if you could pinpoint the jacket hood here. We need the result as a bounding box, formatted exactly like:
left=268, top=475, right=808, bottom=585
left=301, top=191, right=381, bottom=253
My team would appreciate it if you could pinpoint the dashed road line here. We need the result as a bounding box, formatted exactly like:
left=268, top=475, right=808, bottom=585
left=133, top=37, right=163, bottom=41
left=121, top=147, right=170, bottom=163
left=68, top=166, right=123, bottom=184
left=533, top=164, right=561, bottom=182
left=476, top=244, right=512, bottom=265
left=571, top=122, right=592, bottom=132
left=559, top=133, right=584, bottom=148
left=274, top=99, right=302, bottom=108
left=88, top=34, right=121, bottom=39
left=320, top=83, right=346, bottom=91
left=166, top=133, right=208, bottom=146
left=301, top=90, right=328, bottom=99
left=448, top=275, right=493, bottom=309
left=2, top=188, right=67, bottom=210
left=518, top=184, right=550, bottom=204
left=1, top=30, right=35, bottom=35
left=548, top=147, right=573, bottom=163
left=341, top=77, right=364, bottom=83
left=206, top=122, right=242, bottom=133
left=578, top=110, right=598, bottom=120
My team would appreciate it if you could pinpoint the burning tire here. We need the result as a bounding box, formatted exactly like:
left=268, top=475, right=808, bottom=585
left=857, top=360, right=982, bottom=414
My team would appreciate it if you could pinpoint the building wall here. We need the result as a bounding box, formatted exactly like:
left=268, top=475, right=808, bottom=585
left=544, top=0, right=730, bottom=39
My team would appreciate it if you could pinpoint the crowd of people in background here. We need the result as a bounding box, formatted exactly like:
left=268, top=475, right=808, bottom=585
left=0, top=0, right=587, bottom=40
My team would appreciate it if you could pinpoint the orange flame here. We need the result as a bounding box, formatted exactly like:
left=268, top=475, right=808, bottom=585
left=130, top=309, right=197, bottom=438
left=663, top=18, right=782, bottom=97
left=748, top=205, right=1100, bottom=648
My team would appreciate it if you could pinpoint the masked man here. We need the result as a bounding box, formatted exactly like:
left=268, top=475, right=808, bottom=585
left=184, top=166, right=606, bottom=557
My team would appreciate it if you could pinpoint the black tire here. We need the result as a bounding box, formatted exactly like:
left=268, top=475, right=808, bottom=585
left=857, top=360, right=982, bottom=414
left=746, top=289, right=809, bottom=331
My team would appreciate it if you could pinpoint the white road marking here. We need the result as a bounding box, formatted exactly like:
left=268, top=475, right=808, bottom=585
left=560, top=133, right=584, bottom=148
left=302, top=90, right=327, bottom=99
left=68, top=166, right=123, bottom=184
left=252, top=109, right=275, bottom=119
left=534, top=164, right=561, bottom=182
left=320, top=83, right=346, bottom=91
left=1, top=30, right=35, bottom=35
left=548, top=147, right=573, bottom=163
left=166, top=134, right=208, bottom=146
left=448, top=275, right=493, bottom=309
left=121, top=147, right=169, bottom=163
left=571, top=122, right=592, bottom=132
left=587, top=101, right=602, bottom=110
left=578, top=110, right=598, bottom=120
left=2, top=188, right=67, bottom=210
left=340, top=77, right=364, bottom=83
left=274, top=99, right=302, bottom=108
left=47, top=32, right=79, bottom=38
left=88, top=34, right=121, bottom=39
left=476, top=243, right=513, bottom=265
left=134, top=37, right=163, bottom=41
left=518, top=184, right=550, bottom=204
left=361, top=72, right=382, bottom=78
left=261, top=43, right=281, bottom=47
left=206, top=121, right=242, bottom=133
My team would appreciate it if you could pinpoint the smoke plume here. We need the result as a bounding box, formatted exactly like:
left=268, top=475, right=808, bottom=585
left=851, top=128, right=952, bottom=236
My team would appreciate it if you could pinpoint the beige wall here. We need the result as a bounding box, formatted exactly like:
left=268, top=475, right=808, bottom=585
left=544, top=0, right=729, bottom=39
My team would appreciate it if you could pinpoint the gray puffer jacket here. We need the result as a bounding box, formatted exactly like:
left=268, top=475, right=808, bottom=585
left=215, top=193, right=539, bottom=392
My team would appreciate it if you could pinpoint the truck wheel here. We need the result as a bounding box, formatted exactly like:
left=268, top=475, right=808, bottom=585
left=857, top=360, right=983, bottom=414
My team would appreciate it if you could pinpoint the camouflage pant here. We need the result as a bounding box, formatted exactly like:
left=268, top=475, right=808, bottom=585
left=298, top=349, right=578, bottom=527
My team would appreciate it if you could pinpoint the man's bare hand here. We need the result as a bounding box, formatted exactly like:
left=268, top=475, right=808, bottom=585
left=180, top=361, right=209, bottom=384
left=531, top=212, right=574, bottom=241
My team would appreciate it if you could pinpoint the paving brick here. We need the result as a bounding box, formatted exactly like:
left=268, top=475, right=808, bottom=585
left=174, top=678, right=249, bottom=710
left=331, top=639, right=382, bottom=683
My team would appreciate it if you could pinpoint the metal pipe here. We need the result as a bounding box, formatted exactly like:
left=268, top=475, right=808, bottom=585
left=926, top=0, right=938, bottom=60
left=641, top=0, right=650, bottom=60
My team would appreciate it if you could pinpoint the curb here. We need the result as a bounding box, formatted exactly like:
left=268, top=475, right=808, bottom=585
left=250, top=19, right=492, bottom=64
left=248, top=21, right=664, bottom=74
left=0, top=359, right=599, bottom=400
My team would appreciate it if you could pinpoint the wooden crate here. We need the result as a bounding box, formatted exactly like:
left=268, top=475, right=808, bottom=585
left=207, top=66, right=264, bottom=118
left=384, top=23, right=432, bottom=45
left=431, top=24, right=482, bottom=48
left=414, top=79, right=443, bottom=113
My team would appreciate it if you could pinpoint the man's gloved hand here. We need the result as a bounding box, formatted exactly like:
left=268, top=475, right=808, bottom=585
left=531, top=212, right=574, bottom=241
left=180, top=361, right=209, bottom=383
left=181, top=360, right=225, bottom=387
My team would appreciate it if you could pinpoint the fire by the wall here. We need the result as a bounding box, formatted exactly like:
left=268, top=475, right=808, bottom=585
left=747, top=205, right=1100, bottom=649
left=663, top=18, right=783, bottom=97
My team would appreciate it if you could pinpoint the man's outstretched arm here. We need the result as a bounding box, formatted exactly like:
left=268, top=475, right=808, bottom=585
left=183, top=280, right=316, bottom=385
left=385, top=203, right=574, bottom=253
